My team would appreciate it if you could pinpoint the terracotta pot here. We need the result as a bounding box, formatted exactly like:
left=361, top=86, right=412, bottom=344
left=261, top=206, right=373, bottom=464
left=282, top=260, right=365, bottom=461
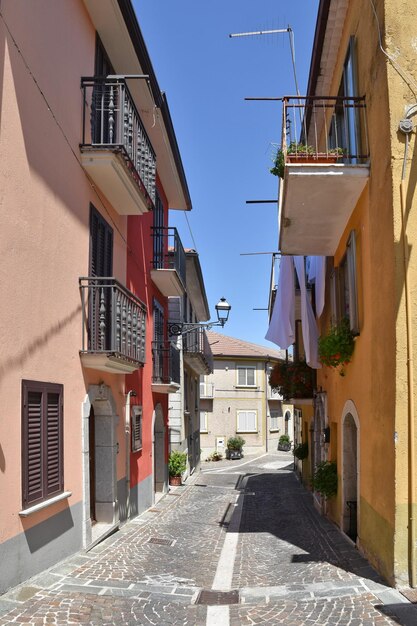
left=287, top=154, right=339, bottom=164
left=169, top=475, right=182, bottom=486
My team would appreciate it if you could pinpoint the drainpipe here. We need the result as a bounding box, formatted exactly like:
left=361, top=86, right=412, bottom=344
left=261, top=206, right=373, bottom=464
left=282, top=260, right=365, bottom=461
left=265, top=361, right=269, bottom=453
left=125, top=390, right=137, bottom=522
left=399, top=117, right=415, bottom=587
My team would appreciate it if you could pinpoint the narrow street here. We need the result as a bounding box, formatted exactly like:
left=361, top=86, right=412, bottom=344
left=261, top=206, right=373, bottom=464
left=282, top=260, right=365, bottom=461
left=1, top=453, right=416, bottom=626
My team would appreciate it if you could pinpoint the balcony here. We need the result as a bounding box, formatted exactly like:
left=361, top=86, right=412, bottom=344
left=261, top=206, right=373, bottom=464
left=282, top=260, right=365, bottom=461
left=151, top=341, right=181, bottom=393
left=79, top=277, right=146, bottom=374
left=279, top=96, right=370, bottom=256
left=80, top=77, right=156, bottom=216
left=151, top=227, right=186, bottom=297
left=182, top=328, right=213, bottom=375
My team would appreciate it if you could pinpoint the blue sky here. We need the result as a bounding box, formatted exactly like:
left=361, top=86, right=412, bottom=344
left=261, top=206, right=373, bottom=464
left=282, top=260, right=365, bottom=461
left=134, top=0, right=319, bottom=348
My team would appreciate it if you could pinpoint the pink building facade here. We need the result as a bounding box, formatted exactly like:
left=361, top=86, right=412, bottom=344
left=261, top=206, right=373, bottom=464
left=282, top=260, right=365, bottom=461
left=0, top=0, right=194, bottom=593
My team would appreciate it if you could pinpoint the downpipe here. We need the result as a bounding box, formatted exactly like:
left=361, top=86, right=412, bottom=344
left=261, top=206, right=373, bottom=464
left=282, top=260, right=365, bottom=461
left=399, top=125, right=416, bottom=587
left=125, top=390, right=137, bottom=522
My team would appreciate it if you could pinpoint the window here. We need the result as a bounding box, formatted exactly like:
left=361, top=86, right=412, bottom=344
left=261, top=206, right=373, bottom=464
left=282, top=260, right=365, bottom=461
left=131, top=406, right=142, bottom=452
left=284, top=410, right=292, bottom=435
left=90, top=205, right=113, bottom=277
left=270, top=410, right=280, bottom=432
left=200, top=411, right=208, bottom=433
left=22, top=380, right=64, bottom=509
left=331, top=230, right=359, bottom=333
left=236, top=365, right=256, bottom=387
left=329, top=37, right=361, bottom=161
left=237, top=410, right=257, bottom=433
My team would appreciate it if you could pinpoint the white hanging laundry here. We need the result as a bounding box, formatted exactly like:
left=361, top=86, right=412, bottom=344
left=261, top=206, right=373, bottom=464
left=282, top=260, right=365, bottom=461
left=294, top=256, right=321, bottom=369
left=314, top=256, right=326, bottom=318
left=306, top=256, right=326, bottom=318
left=265, top=255, right=295, bottom=349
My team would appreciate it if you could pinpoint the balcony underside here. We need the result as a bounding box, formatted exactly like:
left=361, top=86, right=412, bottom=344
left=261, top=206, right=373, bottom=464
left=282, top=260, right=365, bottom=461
left=80, top=351, right=142, bottom=374
left=151, top=381, right=181, bottom=394
left=150, top=268, right=185, bottom=297
left=184, top=354, right=212, bottom=376
left=80, top=149, right=152, bottom=216
left=279, top=163, right=369, bottom=256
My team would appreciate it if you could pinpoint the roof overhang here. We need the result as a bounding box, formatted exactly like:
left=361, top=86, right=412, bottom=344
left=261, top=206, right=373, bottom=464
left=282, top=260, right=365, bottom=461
left=82, top=0, right=192, bottom=211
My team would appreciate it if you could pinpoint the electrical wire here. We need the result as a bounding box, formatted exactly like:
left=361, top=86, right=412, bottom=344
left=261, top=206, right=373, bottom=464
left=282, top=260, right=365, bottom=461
left=184, top=211, right=198, bottom=251
left=288, top=27, right=301, bottom=98
left=368, top=0, right=417, bottom=97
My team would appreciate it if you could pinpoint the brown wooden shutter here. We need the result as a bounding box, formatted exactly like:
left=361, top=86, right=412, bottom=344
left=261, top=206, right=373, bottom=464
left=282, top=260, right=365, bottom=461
left=25, top=390, right=43, bottom=505
left=46, top=392, right=63, bottom=496
left=131, top=407, right=142, bottom=452
left=22, top=381, right=64, bottom=508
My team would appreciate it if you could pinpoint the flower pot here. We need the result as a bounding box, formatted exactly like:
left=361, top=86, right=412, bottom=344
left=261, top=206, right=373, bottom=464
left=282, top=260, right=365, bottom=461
left=278, top=443, right=292, bottom=452
left=286, top=153, right=339, bottom=165
left=169, top=475, right=182, bottom=486
left=226, top=448, right=242, bottom=460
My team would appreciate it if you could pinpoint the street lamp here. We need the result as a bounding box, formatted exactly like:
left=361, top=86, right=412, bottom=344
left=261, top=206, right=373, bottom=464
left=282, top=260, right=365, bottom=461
left=215, top=297, right=231, bottom=327
left=168, top=297, right=231, bottom=336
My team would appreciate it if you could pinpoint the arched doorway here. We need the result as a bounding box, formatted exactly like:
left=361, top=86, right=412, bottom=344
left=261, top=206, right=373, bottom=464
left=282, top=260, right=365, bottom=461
left=82, top=384, right=119, bottom=547
left=153, top=403, right=166, bottom=500
left=342, top=404, right=359, bottom=541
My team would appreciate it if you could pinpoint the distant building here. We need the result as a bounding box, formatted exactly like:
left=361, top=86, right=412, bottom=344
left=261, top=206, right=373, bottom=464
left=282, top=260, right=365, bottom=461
left=200, top=332, right=291, bottom=457
left=168, top=250, right=213, bottom=477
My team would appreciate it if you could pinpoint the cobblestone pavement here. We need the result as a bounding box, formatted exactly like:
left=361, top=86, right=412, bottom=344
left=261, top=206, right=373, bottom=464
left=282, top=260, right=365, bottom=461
left=1, top=453, right=417, bottom=625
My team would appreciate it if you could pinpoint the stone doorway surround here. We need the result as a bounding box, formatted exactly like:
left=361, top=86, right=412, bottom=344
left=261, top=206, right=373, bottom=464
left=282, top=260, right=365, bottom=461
left=82, top=384, right=120, bottom=548
left=341, top=399, right=360, bottom=541
left=153, top=403, right=167, bottom=501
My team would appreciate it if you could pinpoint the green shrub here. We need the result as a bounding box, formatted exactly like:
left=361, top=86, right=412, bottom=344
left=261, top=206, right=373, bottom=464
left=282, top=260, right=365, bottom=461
left=318, top=319, right=355, bottom=375
left=279, top=434, right=291, bottom=445
left=293, top=442, right=309, bottom=460
left=168, top=451, right=187, bottom=477
left=311, top=461, right=338, bottom=498
left=206, top=451, right=223, bottom=462
left=227, top=436, right=245, bottom=450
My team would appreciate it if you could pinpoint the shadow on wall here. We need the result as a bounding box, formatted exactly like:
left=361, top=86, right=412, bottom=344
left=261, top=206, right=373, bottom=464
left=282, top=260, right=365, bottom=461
left=0, top=444, right=5, bottom=472
left=0, top=304, right=82, bottom=387
left=22, top=505, right=74, bottom=554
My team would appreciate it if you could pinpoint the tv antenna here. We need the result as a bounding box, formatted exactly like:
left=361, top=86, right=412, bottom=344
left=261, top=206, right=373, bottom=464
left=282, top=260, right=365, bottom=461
left=229, top=26, right=301, bottom=98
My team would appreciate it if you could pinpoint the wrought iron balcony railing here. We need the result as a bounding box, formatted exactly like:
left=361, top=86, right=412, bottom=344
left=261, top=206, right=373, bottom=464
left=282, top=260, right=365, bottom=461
left=151, top=227, right=186, bottom=293
left=81, top=77, right=156, bottom=209
left=183, top=327, right=213, bottom=374
left=79, top=277, right=146, bottom=370
left=152, top=341, right=181, bottom=387
left=282, top=95, right=369, bottom=164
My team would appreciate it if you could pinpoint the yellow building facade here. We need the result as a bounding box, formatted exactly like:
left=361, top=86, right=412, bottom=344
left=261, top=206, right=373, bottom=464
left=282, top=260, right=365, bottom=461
left=275, top=0, right=417, bottom=587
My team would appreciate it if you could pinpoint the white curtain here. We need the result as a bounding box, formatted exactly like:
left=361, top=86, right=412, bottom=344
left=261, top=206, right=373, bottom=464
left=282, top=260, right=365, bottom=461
left=294, top=256, right=321, bottom=369
left=265, top=255, right=295, bottom=349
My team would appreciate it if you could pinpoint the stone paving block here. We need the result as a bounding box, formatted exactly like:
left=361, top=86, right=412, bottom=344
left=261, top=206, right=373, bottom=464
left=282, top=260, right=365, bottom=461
left=1, top=453, right=415, bottom=625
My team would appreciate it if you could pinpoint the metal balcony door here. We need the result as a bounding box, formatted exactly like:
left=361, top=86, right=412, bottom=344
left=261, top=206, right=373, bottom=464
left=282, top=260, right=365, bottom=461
left=92, top=37, right=115, bottom=144
left=153, top=299, right=165, bottom=381
left=153, top=192, right=164, bottom=269
left=89, top=205, right=113, bottom=350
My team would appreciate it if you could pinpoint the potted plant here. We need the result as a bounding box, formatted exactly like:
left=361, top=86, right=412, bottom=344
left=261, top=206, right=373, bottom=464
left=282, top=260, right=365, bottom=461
left=318, top=318, right=355, bottom=376
left=269, top=360, right=315, bottom=401
left=226, top=435, right=245, bottom=460
left=270, top=142, right=344, bottom=179
left=278, top=434, right=292, bottom=452
left=168, top=451, right=187, bottom=486
left=311, top=461, right=338, bottom=498
left=293, top=442, right=309, bottom=460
